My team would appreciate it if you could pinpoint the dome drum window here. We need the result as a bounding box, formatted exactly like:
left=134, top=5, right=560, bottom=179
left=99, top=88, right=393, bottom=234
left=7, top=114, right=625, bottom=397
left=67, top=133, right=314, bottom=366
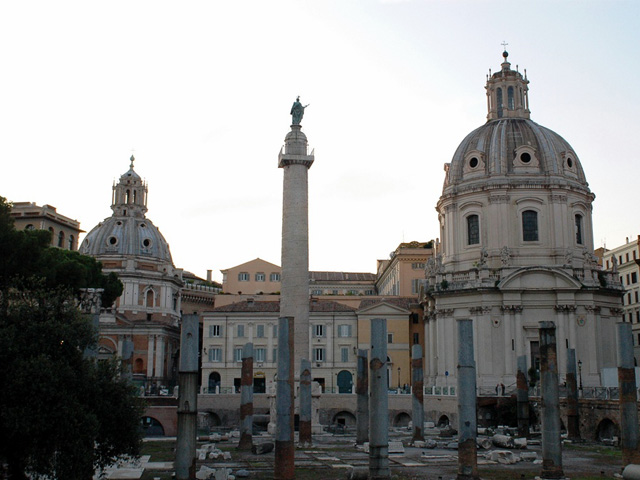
left=106, top=236, right=119, bottom=249
left=142, top=238, right=153, bottom=248
left=561, top=152, right=578, bottom=177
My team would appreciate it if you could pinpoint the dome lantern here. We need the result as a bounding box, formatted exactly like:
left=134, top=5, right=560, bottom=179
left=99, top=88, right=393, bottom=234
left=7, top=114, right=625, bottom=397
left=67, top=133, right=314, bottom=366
left=111, top=155, right=148, bottom=217
left=485, top=50, right=531, bottom=121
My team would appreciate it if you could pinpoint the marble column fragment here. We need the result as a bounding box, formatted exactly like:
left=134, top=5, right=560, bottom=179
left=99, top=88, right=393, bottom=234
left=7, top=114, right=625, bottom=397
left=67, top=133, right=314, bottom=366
left=275, top=317, right=295, bottom=480
left=618, top=322, right=640, bottom=466
left=356, top=349, right=369, bottom=445
left=411, top=344, right=425, bottom=443
left=539, top=321, right=564, bottom=480
left=299, top=359, right=312, bottom=447
left=237, top=343, right=254, bottom=451
left=176, top=314, right=199, bottom=480
left=369, top=318, right=390, bottom=480
left=565, top=348, right=580, bottom=441
left=516, top=355, right=530, bottom=438
left=457, top=319, right=478, bottom=480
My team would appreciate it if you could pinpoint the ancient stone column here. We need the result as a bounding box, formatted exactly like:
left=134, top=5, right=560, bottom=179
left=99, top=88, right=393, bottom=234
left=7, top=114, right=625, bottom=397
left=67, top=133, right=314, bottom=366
left=412, top=344, right=425, bottom=443
left=275, top=316, right=295, bottom=480
left=516, top=355, right=530, bottom=438
left=566, top=348, right=580, bottom=441
left=539, top=321, right=564, bottom=479
left=457, top=318, right=478, bottom=480
left=176, top=314, right=199, bottom=480
left=237, top=342, right=254, bottom=451
left=299, top=359, right=312, bottom=447
left=356, top=348, right=369, bottom=445
left=278, top=123, right=314, bottom=420
left=369, top=318, right=390, bottom=480
left=617, top=322, right=640, bottom=466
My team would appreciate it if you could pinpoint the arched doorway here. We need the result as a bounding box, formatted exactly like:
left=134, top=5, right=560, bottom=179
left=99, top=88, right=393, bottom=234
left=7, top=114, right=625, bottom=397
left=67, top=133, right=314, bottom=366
left=596, top=418, right=619, bottom=443
left=437, top=415, right=450, bottom=428
left=337, top=370, right=353, bottom=393
left=141, top=416, right=165, bottom=437
left=394, top=412, right=411, bottom=427
left=208, top=372, right=221, bottom=393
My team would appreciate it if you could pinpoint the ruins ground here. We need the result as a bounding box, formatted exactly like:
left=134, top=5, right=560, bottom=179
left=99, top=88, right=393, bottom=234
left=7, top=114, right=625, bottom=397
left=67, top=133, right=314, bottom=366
left=138, top=430, right=625, bottom=480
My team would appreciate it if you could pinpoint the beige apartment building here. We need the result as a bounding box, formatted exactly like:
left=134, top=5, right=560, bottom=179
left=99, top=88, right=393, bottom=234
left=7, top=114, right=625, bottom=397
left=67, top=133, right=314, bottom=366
left=602, top=236, right=640, bottom=362
left=11, top=201, right=83, bottom=250
left=376, top=241, right=437, bottom=296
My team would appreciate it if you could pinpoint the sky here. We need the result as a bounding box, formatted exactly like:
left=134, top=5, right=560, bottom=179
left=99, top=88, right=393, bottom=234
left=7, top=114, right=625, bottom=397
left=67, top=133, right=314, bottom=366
left=1, top=1, right=639, bottom=282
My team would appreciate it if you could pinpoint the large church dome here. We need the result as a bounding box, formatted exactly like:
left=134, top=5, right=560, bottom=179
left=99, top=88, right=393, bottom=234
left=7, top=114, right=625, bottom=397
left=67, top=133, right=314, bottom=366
left=80, top=156, right=173, bottom=263
left=444, top=51, right=588, bottom=193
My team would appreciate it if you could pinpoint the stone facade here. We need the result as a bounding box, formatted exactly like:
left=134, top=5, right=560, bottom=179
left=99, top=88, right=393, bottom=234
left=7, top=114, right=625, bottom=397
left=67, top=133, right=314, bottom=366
left=10, top=201, right=83, bottom=250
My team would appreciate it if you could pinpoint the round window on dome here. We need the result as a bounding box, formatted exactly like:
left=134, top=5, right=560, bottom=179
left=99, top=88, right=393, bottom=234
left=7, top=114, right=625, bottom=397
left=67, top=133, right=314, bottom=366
left=142, top=238, right=152, bottom=248
left=567, top=158, right=573, bottom=168
left=469, top=157, right=478, bottom=168
left=116, top=221, right=122, bottom=226
left=140, top=223, right=146, bottom=228
left=520, top=152, right=531, bottom=163
left=108, top=236, right=118, bottom=246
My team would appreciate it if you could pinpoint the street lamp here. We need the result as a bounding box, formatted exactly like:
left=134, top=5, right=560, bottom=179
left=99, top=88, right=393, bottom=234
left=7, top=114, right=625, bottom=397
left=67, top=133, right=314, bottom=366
left=398, top=367, right=401, bottom=390
left=578, top=360, right=583, bottom=396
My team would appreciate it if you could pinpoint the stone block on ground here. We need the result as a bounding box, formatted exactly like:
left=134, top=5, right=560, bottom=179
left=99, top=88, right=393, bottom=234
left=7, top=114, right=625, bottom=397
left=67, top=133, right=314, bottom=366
left=388, top=441, right=405, bottom=454
left=251, top=442, right=274, bottom=455
left=488, top=450, right=518, bottom=465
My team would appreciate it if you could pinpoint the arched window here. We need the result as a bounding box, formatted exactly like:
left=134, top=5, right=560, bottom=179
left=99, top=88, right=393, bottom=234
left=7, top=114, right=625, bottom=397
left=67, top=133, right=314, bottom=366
left=146, top=289, right=154, bottom=307
left=522, top=210, right=539, bottom=241
left=496, top=88, right=503, bottom=118
left=507, top=86, right=514, bottom=109
left=575, top=214, right=584, bottom=245
left=125, top=189, right=130, bottom=204
left=68, top=234, right=74, bottom=250
left=57, top=231, right=65, bottom=247
left=467, top=214, right=480, bottom=245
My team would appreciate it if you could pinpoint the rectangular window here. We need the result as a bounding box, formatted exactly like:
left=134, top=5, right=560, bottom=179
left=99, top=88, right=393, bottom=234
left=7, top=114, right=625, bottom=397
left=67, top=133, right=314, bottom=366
left=627, top=253, right=630, bottom=262
left=522, top=210, right=539, bottom=241
left=467, top=214, right=480, bottom=245
left=209, top=325, right=221, bottom=337
left=341, top=347, right=349, bottom=363
left=413, top=332, right=420, bottom=345
left=411, top=262, right=425, bottom=269
left=255, top=348, right=266, bottom=362
left=312, top=289, right=322, bottom=295
left=411, top=313, right=419, bottom=324
left=255, top=272, right=265, bottom=282
left=273, top=325, right=278, bottom=338
left=365, top=290, right=374, bottom=295
left=314, top=348, right=325, bottom=362
left=234, top=348, right=243, bottom=362
left=272, top=348, right=277, bottom=363
left=387, top=333, right=393, bottom=344
left=575, top=214, right=583, bottom=245
left=270, top=272, right=281, bottom=281
left=412, top=278, right=421, bottom=294
left=632, top=272, right=638, bottom=284
left=635, top=250, right=638, bottom=260
left=636, top=291, right=639, bottom=303
left=620, top=256, right=623, bottom=265
left=237, top=324, right=245, bottom=337
left=606, top=260, right=610, bottom=269
left=627, top=274, right=631, bottom=285
left=208, top=348, right=222, bottom=362
left=338, top=324, right=352, bottom=337
left=629, top=293, right=632, bottom=304
left=256, top=325, right=265, bottom=338
left=637, top=311, right=639, bottom=323
left=314, top=324, right=325, bottom=337
left=238, top=272, right=249, bottom=281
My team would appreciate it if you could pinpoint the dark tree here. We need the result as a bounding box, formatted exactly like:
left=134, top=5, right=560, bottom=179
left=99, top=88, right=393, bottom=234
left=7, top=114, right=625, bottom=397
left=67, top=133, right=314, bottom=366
left=0, top=197, right=140, bottom=480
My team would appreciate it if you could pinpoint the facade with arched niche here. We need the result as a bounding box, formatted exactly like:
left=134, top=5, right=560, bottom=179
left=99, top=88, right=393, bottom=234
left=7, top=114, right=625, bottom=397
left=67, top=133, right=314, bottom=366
left=80, top=157, right=184, bottom=391
left=422, top=52, right=624, bottom=392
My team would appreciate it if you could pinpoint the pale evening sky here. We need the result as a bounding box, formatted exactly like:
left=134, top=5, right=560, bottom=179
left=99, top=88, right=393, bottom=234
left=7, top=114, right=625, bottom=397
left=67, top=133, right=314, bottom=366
left=1, top=1, right=638, bottom=282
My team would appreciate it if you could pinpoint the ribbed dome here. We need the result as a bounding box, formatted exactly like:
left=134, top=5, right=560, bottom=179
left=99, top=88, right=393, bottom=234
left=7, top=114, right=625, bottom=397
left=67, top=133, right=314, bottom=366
left=80, top=216, right=172, bottom=262
left=80, top=156, right=173, bottom=264
left=446, top=118, right=588, bottom=190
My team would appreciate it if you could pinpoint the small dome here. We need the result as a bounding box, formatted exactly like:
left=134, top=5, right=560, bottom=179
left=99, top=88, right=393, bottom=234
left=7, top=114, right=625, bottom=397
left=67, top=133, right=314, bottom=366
left=80, top=216, right=173, bottom=263
left=446, top=118, right=588, bottom=190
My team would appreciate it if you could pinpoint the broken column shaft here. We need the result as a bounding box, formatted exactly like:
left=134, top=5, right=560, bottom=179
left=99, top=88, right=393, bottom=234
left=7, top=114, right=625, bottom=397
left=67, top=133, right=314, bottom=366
left=566, top=348, right=580, bottom=441
left=618, top=322, right=640, bottom=466
left=412, top=344, right=425, bottom=443
left=299, top=358, right=312, bottom=447
left=275, top=316, right=295, bottom=480
left=539, top=321, right=564, bottom=479
left=356, top=348, right=369, bottom=445
left=237, top=342, right=254, bottom=451
left=176, top=314, right=199, bottom=480
left=516, top=355, right=530, bottom=438
left=369, top=318, right=390, bottom=480
left=457, top=318, right=478, bottom=480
